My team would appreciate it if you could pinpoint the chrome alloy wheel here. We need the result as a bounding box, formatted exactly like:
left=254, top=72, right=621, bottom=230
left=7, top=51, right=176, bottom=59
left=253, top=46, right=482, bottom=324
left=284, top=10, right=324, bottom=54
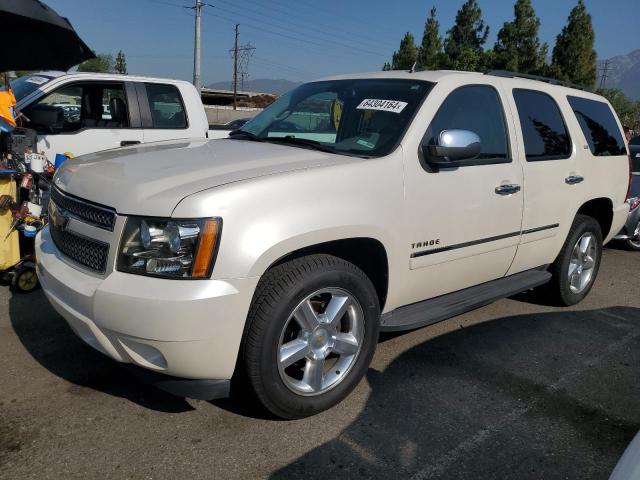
left=277, top=288, right=364, bottom=396
left=629, top=222, right=640, bottom=249
left=568, top=232, right=598, bottom=294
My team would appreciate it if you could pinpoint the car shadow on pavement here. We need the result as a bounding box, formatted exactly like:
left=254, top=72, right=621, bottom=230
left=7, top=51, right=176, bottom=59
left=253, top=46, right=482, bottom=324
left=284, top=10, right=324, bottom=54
left=272, top=306, right=640, bottom=480
left=9, top=290, right=194, bottom=413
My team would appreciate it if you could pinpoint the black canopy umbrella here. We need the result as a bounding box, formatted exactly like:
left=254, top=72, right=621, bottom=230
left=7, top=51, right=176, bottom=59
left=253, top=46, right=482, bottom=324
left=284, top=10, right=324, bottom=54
left=0, top=0, right=95, bottom=72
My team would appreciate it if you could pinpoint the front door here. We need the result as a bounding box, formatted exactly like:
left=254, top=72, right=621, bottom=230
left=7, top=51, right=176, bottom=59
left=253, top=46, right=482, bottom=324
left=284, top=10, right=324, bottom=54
left=23, top=81, right=143, bottom=162
left=401, top=82, right=524, bottom=305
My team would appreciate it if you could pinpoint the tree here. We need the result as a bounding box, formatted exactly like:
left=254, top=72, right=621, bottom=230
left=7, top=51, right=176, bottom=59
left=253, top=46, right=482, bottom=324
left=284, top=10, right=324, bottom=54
left=418, top=7, right=443, bottom=71
left=492, top=0, right=548, bottom=74
left=443, top=0, right=490, bottom=71
left=78, top=54, right=114, bottom=73
left=551, top=0, right=597, bottom=89
left=388, top=32, right=419, bottom=71
left=597, top=88, right=640, bottom=130
left=115, top=50, right=127, bottom=74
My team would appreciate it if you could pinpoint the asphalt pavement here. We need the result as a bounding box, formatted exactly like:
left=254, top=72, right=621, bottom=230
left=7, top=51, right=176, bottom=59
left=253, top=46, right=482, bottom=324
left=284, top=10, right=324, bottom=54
left=1, top=246, right=639, bottom=479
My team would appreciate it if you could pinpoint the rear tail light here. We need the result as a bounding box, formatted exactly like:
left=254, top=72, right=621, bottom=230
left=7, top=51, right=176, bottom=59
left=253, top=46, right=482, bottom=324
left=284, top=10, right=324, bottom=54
left=627, top=155, right=633, bottom=200
left=629, top=197, right=640, bottom=211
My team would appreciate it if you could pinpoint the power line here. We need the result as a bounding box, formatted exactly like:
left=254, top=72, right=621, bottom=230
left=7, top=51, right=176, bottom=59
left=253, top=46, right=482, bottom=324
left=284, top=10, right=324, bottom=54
left=202, top=10, right=383, bottom=63
left=267, top=0, right=399, bottom=36
left=212, top=0, right=391, bottom=53
left=202, top=4, right=387, bottom=58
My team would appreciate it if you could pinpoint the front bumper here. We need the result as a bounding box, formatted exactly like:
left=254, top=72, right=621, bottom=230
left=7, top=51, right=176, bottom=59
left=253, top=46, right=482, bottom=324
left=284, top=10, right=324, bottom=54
left=36, top=226, right=259, bottom=398
left=613, top=204, right=640, bottom=241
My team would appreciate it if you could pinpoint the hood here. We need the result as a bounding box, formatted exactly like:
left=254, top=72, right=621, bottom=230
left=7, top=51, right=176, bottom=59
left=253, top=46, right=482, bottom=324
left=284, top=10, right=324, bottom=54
left=54, top=138, right=358, bottom=217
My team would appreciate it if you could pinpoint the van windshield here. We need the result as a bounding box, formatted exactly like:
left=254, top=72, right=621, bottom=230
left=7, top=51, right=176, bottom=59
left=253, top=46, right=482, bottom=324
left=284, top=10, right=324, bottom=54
left=10, top=74, right=55, bottom=102
left=235, top=79, right=433, bottom=158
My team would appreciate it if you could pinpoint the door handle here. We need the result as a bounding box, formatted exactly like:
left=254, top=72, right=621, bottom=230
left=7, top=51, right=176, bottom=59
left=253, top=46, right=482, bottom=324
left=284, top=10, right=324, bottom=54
left=120, top=140, right=141, bottom=147
left=565, top=175, right=584, bottom=185
left=495, top=184, right=521, bottom=195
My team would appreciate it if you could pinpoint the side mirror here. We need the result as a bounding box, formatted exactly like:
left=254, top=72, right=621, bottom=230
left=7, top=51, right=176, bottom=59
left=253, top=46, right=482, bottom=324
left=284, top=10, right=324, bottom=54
left=29, top=104, right=64, bottom=132
left=423, top=129, right=482, bottom=166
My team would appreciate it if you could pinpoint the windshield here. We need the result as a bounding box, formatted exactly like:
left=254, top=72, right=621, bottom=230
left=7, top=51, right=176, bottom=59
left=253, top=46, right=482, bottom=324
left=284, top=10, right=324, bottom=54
left=238, top=79, right=433, bottom=157
left=9, top=74, right=55, bottom=102
left=630, top=136, right=640, bottom=146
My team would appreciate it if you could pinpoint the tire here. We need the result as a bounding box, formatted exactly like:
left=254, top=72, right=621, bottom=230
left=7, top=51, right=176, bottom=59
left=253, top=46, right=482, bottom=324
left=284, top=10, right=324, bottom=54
left=11, top=266, right=39, bottom=293
left=242, top=254, right=380, bottom=419
left=625, top=220, right=640, bottom=251
left=542, top=214, right=603, bottom=306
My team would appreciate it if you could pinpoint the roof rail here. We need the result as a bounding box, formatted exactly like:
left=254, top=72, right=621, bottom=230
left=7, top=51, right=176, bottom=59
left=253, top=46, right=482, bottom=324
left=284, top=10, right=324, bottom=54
left=486, top=70, right=589, bottom=91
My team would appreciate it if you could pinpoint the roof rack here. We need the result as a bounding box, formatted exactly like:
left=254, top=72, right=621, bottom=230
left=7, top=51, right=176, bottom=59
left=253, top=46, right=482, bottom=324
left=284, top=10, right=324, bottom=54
left=486, top=70, right=589, bottom=91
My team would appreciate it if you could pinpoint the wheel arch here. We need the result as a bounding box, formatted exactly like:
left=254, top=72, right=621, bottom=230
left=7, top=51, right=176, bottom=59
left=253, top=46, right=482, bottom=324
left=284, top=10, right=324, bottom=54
left=576, top=197, right=614, bottom=239
left=260, top=237, right=390, bottom=312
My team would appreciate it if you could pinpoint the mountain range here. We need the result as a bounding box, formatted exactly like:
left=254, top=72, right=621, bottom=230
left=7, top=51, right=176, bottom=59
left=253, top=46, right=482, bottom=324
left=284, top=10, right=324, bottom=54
left=598, top=49, right=640, bottom=100
left=206, top=78, right=301, bottom=95
left=208, top=51, right=640, bottom=100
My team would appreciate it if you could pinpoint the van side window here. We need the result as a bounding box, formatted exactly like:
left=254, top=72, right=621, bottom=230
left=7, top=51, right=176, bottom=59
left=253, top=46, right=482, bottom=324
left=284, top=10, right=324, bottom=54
left=567, top=96, right=627, bottom=156
left=24, top=82, right=129, bottom=132
left=512, top=89, right=571, bottom=161
left=144, top=83, right=188, bottom=129
left=424, top=85, right=510, bottom=164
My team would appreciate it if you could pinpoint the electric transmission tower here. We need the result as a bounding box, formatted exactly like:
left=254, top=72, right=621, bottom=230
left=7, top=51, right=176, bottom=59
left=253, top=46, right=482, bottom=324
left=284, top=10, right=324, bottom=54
left=229, top=24, right=256, bottom=110
left=599, top=59, right=610, bottom=90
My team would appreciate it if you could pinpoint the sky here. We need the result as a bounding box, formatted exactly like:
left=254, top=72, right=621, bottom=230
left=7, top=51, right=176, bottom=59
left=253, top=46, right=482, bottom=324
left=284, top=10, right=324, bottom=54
left=46, top=0, right=639, bottom=86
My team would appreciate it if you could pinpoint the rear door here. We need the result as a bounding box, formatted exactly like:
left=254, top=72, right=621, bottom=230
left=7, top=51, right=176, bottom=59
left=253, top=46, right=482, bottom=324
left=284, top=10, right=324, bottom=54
left=505, top=88, right=580, bottom=274
left=136, top=82, right=201, bottom=143
left=24, top=81, right=143, bottom=161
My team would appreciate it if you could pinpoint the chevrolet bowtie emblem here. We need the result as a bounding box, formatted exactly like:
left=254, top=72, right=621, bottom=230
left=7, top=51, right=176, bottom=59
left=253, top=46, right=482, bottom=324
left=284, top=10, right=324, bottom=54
left=49, top=202, right=70, bottom=232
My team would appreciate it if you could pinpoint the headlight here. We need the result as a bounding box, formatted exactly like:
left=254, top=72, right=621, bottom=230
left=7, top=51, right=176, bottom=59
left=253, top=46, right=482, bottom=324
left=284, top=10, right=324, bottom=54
left=117, top=217, right=221, bottom=279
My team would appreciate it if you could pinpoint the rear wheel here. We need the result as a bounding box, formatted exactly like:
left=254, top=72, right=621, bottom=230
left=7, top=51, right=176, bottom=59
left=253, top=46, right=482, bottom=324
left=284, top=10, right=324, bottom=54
left=542, top=215, right=602, bottom=306
left=242, top=254, right=380, bottom=419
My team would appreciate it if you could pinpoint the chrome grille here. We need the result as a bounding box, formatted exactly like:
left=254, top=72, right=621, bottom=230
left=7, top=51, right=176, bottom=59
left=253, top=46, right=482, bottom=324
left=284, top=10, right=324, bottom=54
left=50, top=187, right=116, bottom=231
left=50, top=223, right=109, bottom=273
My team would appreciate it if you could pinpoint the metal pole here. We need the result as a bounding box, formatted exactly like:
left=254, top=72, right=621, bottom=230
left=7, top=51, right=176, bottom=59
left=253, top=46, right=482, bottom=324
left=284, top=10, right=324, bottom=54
left=193, top=0, right=202, bottom=93
left=233, top=24, right=239, bottom=110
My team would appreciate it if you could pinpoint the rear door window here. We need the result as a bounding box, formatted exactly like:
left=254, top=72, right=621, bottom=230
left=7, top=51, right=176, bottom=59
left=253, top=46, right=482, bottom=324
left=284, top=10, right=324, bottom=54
left=513, top=89, right=571, bottom=161
left=144, top=83, right=187, bottom=129
left=567, top=96, right=627, bottom=156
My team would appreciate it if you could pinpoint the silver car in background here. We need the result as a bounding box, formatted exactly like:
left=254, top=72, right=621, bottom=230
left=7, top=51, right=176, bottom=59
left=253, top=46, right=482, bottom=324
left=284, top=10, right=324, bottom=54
left=613, top=137, right=640, bottom=250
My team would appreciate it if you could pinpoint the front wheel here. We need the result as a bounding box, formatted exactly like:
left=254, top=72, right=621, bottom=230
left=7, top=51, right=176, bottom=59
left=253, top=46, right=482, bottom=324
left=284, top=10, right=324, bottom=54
left=542, top=214, right=603, bottom=306
left=242, top=254, right=380, bottom=419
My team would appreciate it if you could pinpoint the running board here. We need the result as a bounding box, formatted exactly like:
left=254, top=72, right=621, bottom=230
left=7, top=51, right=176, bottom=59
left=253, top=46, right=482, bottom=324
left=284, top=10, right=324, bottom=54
left=380, top=268, right=551, bottom=332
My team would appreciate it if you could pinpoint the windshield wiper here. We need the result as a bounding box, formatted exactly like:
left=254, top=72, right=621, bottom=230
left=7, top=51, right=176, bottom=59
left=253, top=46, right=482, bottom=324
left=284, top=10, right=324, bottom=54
left=265, top=136, right=336, bottom=154
left=228, top=130, right=264, bottom=142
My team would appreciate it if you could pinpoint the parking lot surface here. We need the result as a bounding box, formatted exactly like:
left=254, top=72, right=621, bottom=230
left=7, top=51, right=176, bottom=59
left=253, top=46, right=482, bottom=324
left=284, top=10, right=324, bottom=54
left=1, top=247, right=639, bottom=479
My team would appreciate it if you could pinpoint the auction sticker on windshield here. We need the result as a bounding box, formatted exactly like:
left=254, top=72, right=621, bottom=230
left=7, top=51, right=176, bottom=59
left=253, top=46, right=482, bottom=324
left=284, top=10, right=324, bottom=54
left=357, top=99, right=408, bottom=113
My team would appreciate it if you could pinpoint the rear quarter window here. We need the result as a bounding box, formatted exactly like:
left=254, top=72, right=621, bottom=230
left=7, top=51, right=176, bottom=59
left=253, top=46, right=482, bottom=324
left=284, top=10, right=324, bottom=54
left=567, top=96, right=627, bottom=156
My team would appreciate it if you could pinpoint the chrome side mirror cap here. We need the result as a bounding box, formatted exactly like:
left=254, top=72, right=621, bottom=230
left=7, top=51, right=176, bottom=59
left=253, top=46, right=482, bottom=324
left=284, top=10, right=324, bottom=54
left=423, top=129, right=482, bottom=166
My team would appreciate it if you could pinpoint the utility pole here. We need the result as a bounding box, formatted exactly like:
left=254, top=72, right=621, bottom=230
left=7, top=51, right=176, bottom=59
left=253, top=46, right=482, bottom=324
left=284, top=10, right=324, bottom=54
left=192, top=0, right=203, bottom=93
left=233, top=24, right=239, bottom=110
left=599, top=59, right=610, bottom=90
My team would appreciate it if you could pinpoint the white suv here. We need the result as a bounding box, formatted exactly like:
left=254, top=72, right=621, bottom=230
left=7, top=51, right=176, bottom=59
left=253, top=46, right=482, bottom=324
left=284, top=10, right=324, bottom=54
left=36, top=70, right=630, bottom=418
